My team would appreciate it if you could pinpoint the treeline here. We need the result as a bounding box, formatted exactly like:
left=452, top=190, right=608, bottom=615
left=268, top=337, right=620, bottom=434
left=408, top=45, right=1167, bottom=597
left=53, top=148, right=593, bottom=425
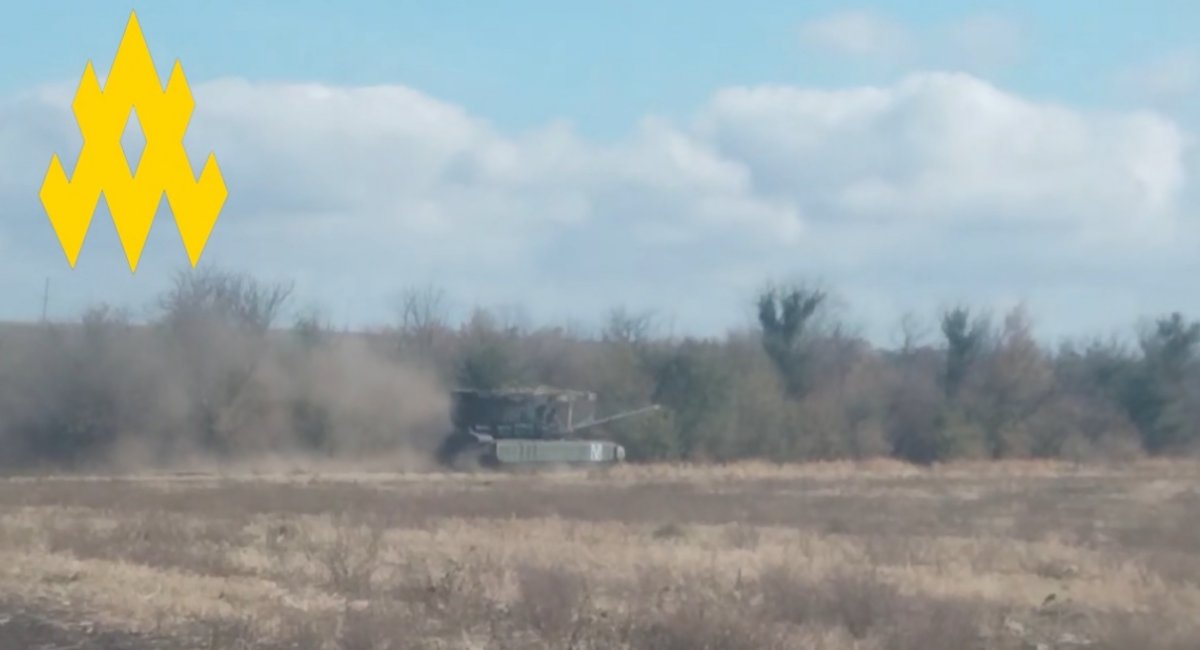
left=0, top=269, right=449, bottom=471
left=0, top=268, right=1197, bottom=470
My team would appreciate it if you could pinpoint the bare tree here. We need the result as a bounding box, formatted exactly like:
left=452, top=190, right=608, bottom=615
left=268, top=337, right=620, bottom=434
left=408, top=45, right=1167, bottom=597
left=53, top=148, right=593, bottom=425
left=602, top=306, right=657, bottom=345
left=394, top=284, right=449, bottom=360
left=396, top=284, right=447, bottom=335
left=155, top=267, right=295, bottom=455
left=975, top=304, right=1056, bottom=457
left=893, top=311, right=932, bottom=355
left=494, top=303, right=531, bottom=337
left=292, top=305, right=334, bottom=349
left=158, top=267, right=294, bottom=335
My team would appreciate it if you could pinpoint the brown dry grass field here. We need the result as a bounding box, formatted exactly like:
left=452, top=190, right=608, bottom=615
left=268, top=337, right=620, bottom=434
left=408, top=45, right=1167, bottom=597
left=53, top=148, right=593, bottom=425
left=0, top=459, right=1198, bottom=649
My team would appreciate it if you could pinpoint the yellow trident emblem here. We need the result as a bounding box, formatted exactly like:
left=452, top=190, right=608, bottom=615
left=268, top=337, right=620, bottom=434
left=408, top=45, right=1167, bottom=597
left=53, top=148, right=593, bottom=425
left=40, top=10, right=226, bottom=272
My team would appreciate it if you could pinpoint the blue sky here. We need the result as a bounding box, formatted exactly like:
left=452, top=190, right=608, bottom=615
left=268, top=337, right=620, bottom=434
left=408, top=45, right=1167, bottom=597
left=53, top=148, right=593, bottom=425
left=1, top=2, right=1198, bottom=343
left=5, top=1, right=1196, bottom=135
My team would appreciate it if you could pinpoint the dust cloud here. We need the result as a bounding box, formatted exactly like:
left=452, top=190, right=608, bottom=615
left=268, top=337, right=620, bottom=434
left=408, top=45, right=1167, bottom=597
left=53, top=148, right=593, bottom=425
left=0, top=274, right=453, bottom=476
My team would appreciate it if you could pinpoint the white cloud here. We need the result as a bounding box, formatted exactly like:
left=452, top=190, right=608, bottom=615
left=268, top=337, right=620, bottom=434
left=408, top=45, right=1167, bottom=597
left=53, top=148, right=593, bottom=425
left=1, top=72, right=1194, bottom=341
left=942, top=13, right=1026, bottom=70
left=798, top=10, right=914, bottom=60
left=696, top=73, right=1185, bottom=238
left=1117, top=48, right=1200, bottom=104
left=798, top=10, right=1028, bottom=73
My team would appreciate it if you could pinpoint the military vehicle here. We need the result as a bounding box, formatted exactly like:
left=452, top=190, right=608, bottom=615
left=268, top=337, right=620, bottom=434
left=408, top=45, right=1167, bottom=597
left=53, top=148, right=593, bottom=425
left=434, top=386, right=661, bottom=470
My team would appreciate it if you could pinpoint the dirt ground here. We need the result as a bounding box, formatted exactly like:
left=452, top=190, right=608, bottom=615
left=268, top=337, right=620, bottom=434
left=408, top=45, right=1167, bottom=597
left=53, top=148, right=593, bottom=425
left=0, top=459, right=1197, bottom=649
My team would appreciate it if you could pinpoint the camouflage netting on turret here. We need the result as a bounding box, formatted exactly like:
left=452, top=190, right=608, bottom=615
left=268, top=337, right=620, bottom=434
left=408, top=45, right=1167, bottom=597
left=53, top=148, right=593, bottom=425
left=450, top=387, right=597, bottom=436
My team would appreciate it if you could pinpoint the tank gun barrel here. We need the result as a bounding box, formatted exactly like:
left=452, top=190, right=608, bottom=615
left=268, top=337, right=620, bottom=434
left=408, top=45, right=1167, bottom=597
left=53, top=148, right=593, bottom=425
left=569, top=404, right=661, bottom=433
